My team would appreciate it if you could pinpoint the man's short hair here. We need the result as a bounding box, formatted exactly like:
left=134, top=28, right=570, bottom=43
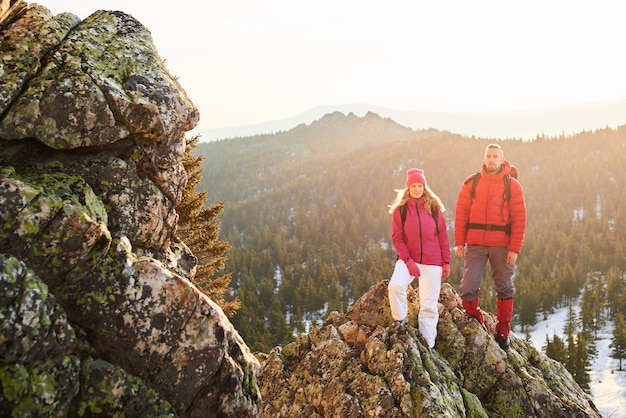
left=486, top=143, right=503, bottom=156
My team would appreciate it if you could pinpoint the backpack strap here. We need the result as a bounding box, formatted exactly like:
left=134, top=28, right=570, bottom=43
left=432, top=205, right=439, bottom=235
left=399, top=202, right=439, bottom=234
left=503, top=174, right=511, bottom=202
left=464, top=172, right=481, bottom=199
left=466, top=171, right=511, bottom=202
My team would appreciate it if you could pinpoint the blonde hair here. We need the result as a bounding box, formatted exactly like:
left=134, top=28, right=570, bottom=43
left=388, top=185, right=445, bottom=215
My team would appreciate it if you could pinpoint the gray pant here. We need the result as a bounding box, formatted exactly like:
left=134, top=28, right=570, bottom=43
left=459, top=245, right=515, bottom=300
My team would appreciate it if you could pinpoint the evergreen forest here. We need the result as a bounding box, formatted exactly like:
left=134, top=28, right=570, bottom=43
left=195, top=111, right=626, bottom=376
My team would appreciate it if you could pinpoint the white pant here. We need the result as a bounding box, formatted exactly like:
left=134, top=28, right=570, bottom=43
left=388, top=260, right=442, bottom=348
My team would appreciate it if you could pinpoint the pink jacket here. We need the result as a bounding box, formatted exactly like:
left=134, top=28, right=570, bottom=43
left=392, top=198, right=451, bottom=266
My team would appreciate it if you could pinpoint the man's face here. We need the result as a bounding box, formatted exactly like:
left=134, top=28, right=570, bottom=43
left=483, top=147, right=504, bottom=174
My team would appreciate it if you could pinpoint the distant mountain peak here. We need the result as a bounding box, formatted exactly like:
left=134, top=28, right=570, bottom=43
left=192, top=101, right=626, bottom=142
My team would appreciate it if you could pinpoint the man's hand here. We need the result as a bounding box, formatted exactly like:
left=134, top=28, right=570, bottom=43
left=507, top=251, right=518, bottom=265
left=456, top=246, right=465, bottom=259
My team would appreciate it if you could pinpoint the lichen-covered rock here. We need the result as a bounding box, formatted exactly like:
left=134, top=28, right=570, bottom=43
left=53, top=236, right=261, bottom=416
left=0, top=254, right=177, bottom=416
left=0, top=164, right=112, bottom=283
left=0, top=255, right=77, bottom=364
left=0, top=3, right=80, bottom=115
left=0, top=5, right=199, bottom=149
left=258, top=282, right=601, bottom=417
left=0, top=2, right=260, bottom=417
left=0, top=3, right=196, bottom=210
left=70, top=358, right=176, bottom=417
left=0, top=141, right=260, bottom=417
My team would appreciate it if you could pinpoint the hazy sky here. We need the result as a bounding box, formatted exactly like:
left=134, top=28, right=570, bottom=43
left=42, top=1, right=626, bottom=132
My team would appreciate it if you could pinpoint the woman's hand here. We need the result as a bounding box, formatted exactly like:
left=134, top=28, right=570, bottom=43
left=442, top=264, right=450, bottom=280
left=405, top=259, right=420, bottom=278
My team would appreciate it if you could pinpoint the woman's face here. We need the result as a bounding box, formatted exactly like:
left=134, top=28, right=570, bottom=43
left=408, top=183, right=424, bottom=199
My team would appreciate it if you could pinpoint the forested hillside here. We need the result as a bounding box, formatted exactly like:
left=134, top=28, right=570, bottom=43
left=196, top=111, right=626, bottom=355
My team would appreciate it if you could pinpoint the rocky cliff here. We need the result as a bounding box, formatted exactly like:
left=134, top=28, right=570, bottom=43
left=259, top=282, right=600, bottom=417
left=0, top=1, right=603, bottom=417
left=0, top=2, right=260, bottom=416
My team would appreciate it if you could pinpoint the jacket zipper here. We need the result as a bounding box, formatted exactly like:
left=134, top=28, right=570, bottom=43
left=416, top=201, right=423, bottom=263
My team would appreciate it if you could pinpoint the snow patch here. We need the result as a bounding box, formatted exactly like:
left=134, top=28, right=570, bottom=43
left=517, top=299, right=626, bottom=418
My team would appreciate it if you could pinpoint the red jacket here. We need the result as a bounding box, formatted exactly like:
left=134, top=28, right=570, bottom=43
left=392, top=197, right=450, bottom=266
left=454, top=160, right=526, bottom=253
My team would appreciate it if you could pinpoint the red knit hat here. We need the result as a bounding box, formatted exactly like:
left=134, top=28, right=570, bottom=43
left=405, top=168, right=427, bottom=187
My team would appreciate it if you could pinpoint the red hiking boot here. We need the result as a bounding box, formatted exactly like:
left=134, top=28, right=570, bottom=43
left=462, top=298, right=484, bottom=325
left=496, top=298, right=514, bottom=350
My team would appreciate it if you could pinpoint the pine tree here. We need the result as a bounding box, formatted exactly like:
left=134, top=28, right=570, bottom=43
left=177, top=135, right=240, bottom=316
left=563, top=303, right=579, bottom=338
left=610, top=313, right=626, bottom=371
left=291, top=305, right=306, bottom=335
left=544, top=334, right=567, bottom=365
left=606, top=268, right=625, bottom=315
left=580, top=278, right=596, bottom=336
left=564, top=305, right=581, bottom=380
left=230, top=271, right=272, bottom=352
left=571, top=332, right=591, bottom=392
left=268, top=297, right=293, bottom=347
left=563, top=312, right=592, bottom=393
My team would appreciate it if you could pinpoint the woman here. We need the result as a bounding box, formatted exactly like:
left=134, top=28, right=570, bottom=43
left=388, top=168, right=451, bottom=348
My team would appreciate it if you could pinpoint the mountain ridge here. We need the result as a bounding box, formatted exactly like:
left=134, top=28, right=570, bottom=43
left=193, top=100, right=626, bottom=142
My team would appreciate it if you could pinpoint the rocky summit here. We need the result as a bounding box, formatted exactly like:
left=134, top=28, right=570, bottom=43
left=258, top=282, right=601, bottom=417
left=0, top=1, right=602, bottom=417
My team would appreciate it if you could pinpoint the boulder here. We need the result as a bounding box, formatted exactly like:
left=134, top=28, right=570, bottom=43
left=0, top=3, right=260, bottom=416
left=258, top=282, right=601, bottom=417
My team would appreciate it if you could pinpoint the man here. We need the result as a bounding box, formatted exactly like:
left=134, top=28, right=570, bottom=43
left=454, top=144, right=526, bottom=349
